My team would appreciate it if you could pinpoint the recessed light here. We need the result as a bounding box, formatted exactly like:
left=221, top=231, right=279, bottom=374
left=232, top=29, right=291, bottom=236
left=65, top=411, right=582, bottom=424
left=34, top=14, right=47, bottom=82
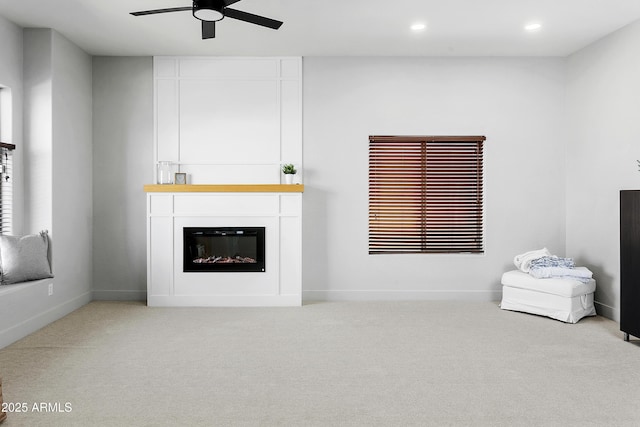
left=524, top=22, right=542, bottom=32
left=411, top=23, right=427, bottom=32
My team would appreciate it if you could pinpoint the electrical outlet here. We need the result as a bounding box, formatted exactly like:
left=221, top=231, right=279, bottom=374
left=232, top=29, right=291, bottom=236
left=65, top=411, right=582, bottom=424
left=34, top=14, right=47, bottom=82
left=48, top=283, right=53, bottom=296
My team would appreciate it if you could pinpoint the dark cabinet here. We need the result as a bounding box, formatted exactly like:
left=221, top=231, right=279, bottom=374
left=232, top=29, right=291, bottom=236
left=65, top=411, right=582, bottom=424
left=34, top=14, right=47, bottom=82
left=620, top=190, right=640, bottom=341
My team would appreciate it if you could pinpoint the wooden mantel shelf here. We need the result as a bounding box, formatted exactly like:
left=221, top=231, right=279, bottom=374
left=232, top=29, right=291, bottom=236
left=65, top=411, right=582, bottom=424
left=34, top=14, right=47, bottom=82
left=144, top=184, right=304, bottom=193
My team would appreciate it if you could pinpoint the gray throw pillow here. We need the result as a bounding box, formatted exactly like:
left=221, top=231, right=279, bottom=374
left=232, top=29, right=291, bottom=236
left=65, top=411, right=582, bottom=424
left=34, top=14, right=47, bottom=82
left=0, top=231, right=54, bottom=285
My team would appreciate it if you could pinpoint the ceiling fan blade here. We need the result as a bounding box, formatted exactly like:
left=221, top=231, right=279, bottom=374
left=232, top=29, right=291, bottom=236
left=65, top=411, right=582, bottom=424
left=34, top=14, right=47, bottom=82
left=130, top=7, right=192, bottom=17
left=223, top=0, right=242, bottom=6
left=202, top=21, right=216, bottom=39
left=224, top=8, right=283, bottom=30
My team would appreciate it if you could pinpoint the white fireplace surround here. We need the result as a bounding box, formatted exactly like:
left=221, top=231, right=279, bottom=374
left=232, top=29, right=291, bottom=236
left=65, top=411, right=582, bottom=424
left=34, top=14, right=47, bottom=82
left=147, top=56, right=303, bottom=307
left=147, top=191, right=302, bottom=306
left=153, top=56, right=303, bottom=185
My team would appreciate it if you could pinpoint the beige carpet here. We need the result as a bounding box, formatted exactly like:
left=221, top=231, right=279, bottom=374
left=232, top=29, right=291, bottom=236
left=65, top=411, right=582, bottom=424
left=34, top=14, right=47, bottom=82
left=0, top=301, right=639, bottom=426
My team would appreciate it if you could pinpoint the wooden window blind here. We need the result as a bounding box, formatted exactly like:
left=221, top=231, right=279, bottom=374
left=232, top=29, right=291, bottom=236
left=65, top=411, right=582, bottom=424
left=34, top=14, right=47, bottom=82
left=0, top=142, right=14, bottom=235
left=369, top=136, right=485, bottom=254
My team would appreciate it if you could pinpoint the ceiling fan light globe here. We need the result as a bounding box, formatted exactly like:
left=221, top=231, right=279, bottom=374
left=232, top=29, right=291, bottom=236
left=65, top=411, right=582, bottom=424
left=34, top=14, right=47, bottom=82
left=194, top=8, right=224, bottom=22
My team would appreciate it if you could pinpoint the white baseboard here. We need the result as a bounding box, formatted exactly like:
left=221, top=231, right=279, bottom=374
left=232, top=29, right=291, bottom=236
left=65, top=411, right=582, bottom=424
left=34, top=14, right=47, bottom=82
left=148, top=294, right=302, bottom=307
left=594, top=301, right=618, bottom=322
left=0, top=291, right=92, bottom=349
left=92, top=290, right=147, bottom=301
left=303, top=289, right=502, bottom=302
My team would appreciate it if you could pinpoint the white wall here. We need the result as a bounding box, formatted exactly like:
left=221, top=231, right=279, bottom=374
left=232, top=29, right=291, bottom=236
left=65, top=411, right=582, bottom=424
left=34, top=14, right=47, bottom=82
left=302, top=57, right=567, bottom=300
left=92, top=57, right=153, bottom=300
left=566, top=20, right=640, bottom=321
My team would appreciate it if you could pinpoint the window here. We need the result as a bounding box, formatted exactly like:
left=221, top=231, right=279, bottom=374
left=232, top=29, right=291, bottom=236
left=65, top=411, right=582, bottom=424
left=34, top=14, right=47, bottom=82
left=0, top=85, right=13, bottom=235
left=0, top=143, right=13, bottom=235
left=369, top=135, right=485, bottom=254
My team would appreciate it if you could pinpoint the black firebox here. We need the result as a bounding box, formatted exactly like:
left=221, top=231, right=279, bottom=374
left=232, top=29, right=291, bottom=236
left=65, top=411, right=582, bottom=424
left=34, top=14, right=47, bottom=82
left=183, top=227, right=265, bottom=273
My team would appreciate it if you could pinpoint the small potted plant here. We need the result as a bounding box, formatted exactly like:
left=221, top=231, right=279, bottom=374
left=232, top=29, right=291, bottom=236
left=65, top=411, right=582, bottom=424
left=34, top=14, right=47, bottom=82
left=281, top=163, right=297, bottom=184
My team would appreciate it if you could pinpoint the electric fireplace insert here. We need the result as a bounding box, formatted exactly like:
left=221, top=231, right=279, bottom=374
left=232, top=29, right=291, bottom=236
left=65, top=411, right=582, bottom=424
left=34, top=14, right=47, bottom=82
left=183, top=227, right=265, bottom=272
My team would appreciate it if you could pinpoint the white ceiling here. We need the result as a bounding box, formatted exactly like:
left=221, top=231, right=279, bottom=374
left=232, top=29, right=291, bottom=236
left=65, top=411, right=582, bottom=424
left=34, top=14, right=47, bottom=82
left=1, top=0, right=640, bottom=57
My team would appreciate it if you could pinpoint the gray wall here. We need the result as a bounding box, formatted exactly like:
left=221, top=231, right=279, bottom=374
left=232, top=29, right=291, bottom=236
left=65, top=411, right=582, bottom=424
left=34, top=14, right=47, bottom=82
left=23, top=29, right=53, bottom=235
left=85, top=25, right=640, bottom=312
left=566, top=19, right=640, bottom=321
left=89, top=56, right=568, bottom=304
left=0, top=27, right=93, bottom=349
left=0, top=15, right=27, bottom=348
left=50, top=31, right=93, bottom=304
left=0, top=14, right=23, bottom=234
left=92, top=57, right=153, bottom=300
left=302, top=57, right=567, bottom=300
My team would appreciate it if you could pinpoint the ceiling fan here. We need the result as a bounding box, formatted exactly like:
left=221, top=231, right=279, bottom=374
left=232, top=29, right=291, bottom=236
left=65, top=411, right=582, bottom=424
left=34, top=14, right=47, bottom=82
left=130, top=0, right=283, bottom=39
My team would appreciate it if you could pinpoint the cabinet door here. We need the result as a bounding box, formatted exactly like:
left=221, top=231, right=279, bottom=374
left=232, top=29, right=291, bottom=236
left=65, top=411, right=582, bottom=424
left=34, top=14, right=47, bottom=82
left=620, top=190, right=640, bottom=338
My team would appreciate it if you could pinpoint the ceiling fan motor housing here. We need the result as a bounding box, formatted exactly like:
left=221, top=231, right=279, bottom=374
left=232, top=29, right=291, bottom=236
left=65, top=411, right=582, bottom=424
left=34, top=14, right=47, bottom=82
left=130, top=0, right=283, bottom=39
left=193, top=0, right=225, bottom=22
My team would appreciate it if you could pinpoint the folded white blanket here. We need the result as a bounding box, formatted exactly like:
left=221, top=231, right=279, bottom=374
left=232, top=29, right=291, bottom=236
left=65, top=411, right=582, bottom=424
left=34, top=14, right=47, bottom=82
left=528, top=266, right=593, bottom=283
left=513, top=248, right=551, bottom=273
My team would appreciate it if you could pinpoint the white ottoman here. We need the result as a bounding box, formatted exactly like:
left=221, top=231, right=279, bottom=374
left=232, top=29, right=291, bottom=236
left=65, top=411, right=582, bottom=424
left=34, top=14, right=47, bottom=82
left=500, top=269, right=596, bottom=323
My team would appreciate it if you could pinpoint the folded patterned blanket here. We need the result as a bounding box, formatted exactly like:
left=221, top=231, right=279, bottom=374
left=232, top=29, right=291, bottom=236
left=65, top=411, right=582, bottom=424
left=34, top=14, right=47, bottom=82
left=530, top=256, right=575, bottom=269
left=528, top=266, right=593, bottom=283
left=514, top=249, right=594, bottom=283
